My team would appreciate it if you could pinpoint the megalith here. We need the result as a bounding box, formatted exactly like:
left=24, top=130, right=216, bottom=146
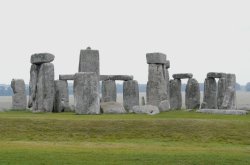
left=221, top=74, right=236, bottom=109
left=53, top=80, right=69, bottom=112
left=11, top=79, right=27, bottom=109
left=123, top=80, right=139, bottom=111
left=146, top=53, right=169, bottom=106
left=102, top=80, right=117, bottom=102
left=201, top=77, right=217, bottom=109
left=169, top=79, right=182, bottom=109
left=74, top=72, right=100, bottom=115
left=185, top=78, right=200, bottom=109
left=28, top=53, right=55, bottom=112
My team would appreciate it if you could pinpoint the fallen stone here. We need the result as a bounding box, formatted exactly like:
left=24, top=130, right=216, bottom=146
left=185, top=78, right=200, bottom=109
left=207, top=72, right=226, bottom=79
left=11, top=79, right=27, bottom=109
left=131, top=105, right=160, bottom=115
left=102, top=80, right=117, bottom=102
left=59, top=74, right=75, bottom=80
left=100, top=102, right=126, bottom=114
left=53, top=80, right=69, bottom=113
left=146, top=52, right=167, bottom=64
left=172, top=73, right=193, bottom=79
left=123, top=80, right=139, bottom=111
left=78, top=47, right=99, bottom=77
left=169, top=79, right=182, bottom=109
left=100, top=75, right=133, bottom=81
left=159, top=100, right=170, bottom=112
left=30, top=53, right=55, bottom=64
left=197, top=109, right=247, bottom=115
left=74, top=72, right=100, bottom=115
left=201, top=77, right=217, bottom=109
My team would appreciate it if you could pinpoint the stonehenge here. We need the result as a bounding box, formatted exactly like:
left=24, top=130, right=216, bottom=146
left=22, top=46, right=239, bottom=115
left=28, top=53, right=55, bottom=112
left=201, top=72, right=236, bottom=110
left=11, top=79, right=27, bottom=109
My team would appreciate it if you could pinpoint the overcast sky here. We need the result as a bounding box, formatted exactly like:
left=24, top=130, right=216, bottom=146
left=0, top=0, right=249, bottom=85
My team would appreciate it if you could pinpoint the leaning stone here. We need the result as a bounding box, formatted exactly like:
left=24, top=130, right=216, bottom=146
left=59, top=74, right=75, bottom=80
left=11, top=79, right=27, bottom=109
left=131, top=105, right=160, bottom=115
left=159, top=100, right=170, bottom=112
left=221, top=74, right=236, bottom=109
left=30, top=53, right=55, bottom=64
left=28, top=64, right=38, bottom=108
left=207, top=72, right=226, bottom=79
left=185, top=78, right=200, bottom=109
left=146, top=53, right=167, bottom=64
left=33, top=63, right=55, bottom=112
left=100, top=75, right=133, bottom=81
left=197, top=109, right=247, bottom=115
left=172, top=73, right=193, bottom=79
left=201, top=77, right=217, bottom=109
left=53, top=80, right=69, bottom=113
left=123, top=80, right=139, bottom=111
left=100, top=102, right=126, bottom=114
left=78, top=47, right=99, bottom=77
left=102, top=80, right=117, bottom=102
left=74, top=72, right=100, bottom=115
left=169, top=79, right=182, bottom=109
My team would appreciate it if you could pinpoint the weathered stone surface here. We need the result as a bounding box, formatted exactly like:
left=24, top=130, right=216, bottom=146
left=172, top=73, right=193, bottom=79
left=201, top=77, right=217, bottom=109
left=11, top=79, right=27, bottom=109
left=100, top=102, right=126, bottom=114
left=221, top=74, right=236, bottom=109
left=78, top=47, right=99, bottom=77
left=123, top=80, right=139, bottom=111
left=30, top=53, right=55, bottom=64
left=185, top=78, right=200, bottom=109
left=147, top=64, right=168, bottom=106
left=53, top=80, right=69, bottom=112
left=28, top=64, right=38, bottom=108
left=159, top=100, right=170, bottom=112
left=165, top=60, right=170, bottom=69
left=207, top=72, right=226, bottom=79
left=74, top=72, right=100, bottom=115
left=33, top=63, right=55, bottom=112
left=102, top=80, right=116, bottom=102
left=100, top=75, right=133, bottom=81
left=131, top=105, right=160, bottom=115
left=217, top=77, right=227, bottom=109
left=197, top=109, right=247, bottom=115
left=59, top=74, right=75, bottom=80
left=169, top=79, right=182, bottom=109
left=164, top=65, right=170, bottom=100
left=146, top=53, right=167, bottom=64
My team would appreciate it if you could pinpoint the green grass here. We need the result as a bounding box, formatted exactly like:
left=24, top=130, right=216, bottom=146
left=0, top=110, right=250, bottom=164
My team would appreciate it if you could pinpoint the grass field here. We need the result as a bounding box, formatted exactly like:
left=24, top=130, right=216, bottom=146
left=0, top=111, right=249, bottom=164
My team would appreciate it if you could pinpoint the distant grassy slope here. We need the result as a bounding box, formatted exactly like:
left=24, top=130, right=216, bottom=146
left=0, top=111, right=249, bottom=164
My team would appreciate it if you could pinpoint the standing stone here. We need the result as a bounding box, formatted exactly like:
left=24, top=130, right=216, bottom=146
left=221, top=74, right=236, bottom=109
left=201, top=78, right=217, bottom=109
left=164, top=64, right=170, bottom=100
left=102, top=80, right=117, bottom=102
left=11, top=79, right=27, bottom=109
left=217, top=77, right=227, bottom=109
left=74, top=72, right=100, bottom=115
left=33, top=63, right=55, bottom=112
left=147, top=63, right=168, bottom=106
left=169, top=79, right=182, bottom=109
left=53, top=80, right=69, bottom=112
left=123, top=80, right=139, bottom=111
left=78, top=47, right=99, bottom=77
left=28, top=64, right=38, bottom=108
left=141, top=96, right=146, bottom=106
left=185, top=78, right=200, bottom=109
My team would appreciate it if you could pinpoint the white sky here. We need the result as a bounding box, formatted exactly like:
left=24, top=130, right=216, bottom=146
left=0, top=0, right=249, bottom=84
